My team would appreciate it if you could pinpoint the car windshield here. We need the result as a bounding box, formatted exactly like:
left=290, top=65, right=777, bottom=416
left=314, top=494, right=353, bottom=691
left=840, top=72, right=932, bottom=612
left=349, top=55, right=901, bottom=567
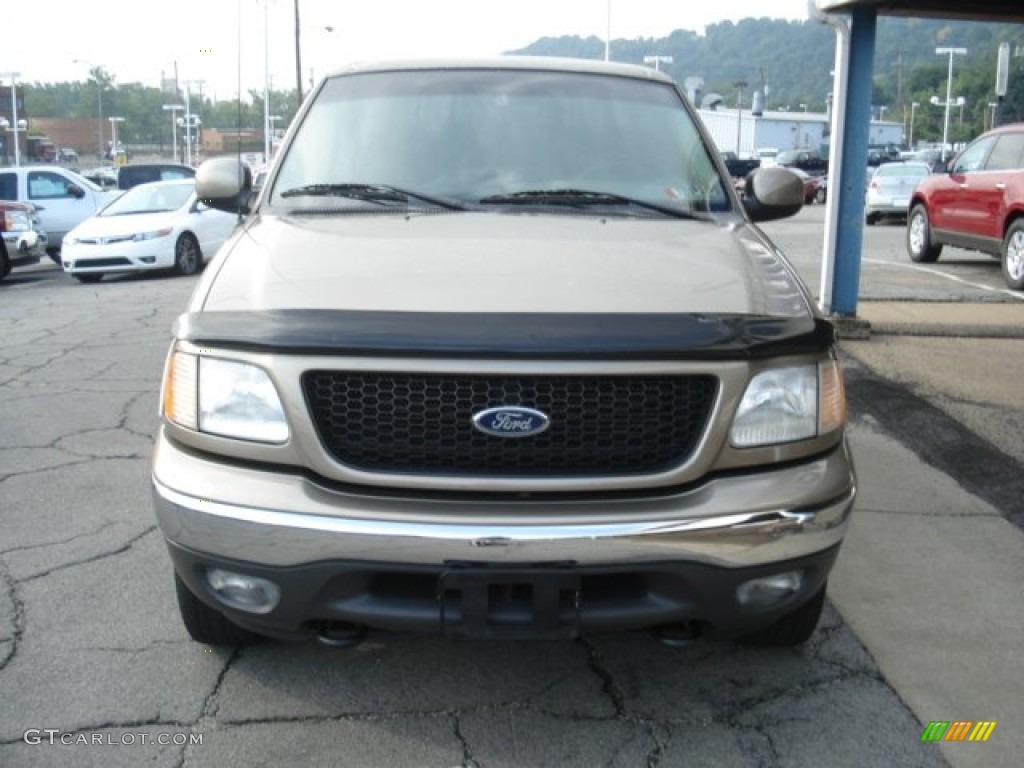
left=272, top=68, right=730, bottom=215
left=100, top=182, right=193, bottom=216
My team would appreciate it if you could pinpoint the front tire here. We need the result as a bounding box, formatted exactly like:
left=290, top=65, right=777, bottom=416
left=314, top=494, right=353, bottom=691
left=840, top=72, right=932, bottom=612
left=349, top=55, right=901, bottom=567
left=1002, top=220, right=1024, bottom=291
left=738, top=584, right=826, bottom=647
left=173, top=233, right=202, bottom=276
left=174, top=573, right=261, bottom=646
left=0, top=243, right=10, bottom=280
left=907, top=204, right=942, bottom=263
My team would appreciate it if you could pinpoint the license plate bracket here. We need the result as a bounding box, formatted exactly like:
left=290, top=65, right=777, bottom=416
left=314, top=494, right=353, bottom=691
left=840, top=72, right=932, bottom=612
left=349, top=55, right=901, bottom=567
left=438, top=566, right=582, bottom=640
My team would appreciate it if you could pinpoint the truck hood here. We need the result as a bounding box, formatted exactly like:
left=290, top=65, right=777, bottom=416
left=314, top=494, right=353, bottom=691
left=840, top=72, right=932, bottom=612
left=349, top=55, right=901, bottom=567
left=197, top=212, right=810, bottom=318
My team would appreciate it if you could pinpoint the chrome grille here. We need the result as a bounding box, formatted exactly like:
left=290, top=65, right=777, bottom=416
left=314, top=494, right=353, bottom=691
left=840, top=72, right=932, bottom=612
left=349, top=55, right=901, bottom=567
left=303, top=372, right=717, bottom=477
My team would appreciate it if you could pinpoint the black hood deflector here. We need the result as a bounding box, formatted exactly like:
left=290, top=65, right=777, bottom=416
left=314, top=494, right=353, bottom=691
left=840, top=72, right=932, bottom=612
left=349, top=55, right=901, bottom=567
left=174, top=310, right=835, bottom=361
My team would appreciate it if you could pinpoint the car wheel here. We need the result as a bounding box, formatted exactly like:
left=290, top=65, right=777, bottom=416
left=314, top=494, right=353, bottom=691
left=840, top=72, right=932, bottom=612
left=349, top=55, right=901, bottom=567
left=174, top=573, right=261, bottom=645
left=906, top=204, right=942, bottom=263
left=173, top=233, right=202, bottom=276
left=73, top=274, right=103, bottom=283
left=46, top=247, right=61, bottom=265
left=814, top=187, right=826, bottom=204
left=865, top=213, right=878, bottom=226
left=0, top=243, right=10, bottom=280
left=1002, top=220, right=1024, bottom=291
left=738, top=584, right=826, bottom=647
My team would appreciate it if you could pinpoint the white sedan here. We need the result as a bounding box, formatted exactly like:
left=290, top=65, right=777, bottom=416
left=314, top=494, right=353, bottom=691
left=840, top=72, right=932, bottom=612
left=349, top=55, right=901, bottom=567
left=61, top=179, right=238, bottom=283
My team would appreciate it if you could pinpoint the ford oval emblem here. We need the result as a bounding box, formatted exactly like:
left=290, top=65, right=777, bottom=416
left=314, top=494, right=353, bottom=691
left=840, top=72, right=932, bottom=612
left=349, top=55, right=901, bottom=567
left=472, top=406, right=550, bottom=438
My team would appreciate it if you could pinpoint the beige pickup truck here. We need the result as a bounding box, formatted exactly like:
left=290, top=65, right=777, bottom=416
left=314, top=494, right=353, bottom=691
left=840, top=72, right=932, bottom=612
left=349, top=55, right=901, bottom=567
left=152, top=57, right=855, bottom=650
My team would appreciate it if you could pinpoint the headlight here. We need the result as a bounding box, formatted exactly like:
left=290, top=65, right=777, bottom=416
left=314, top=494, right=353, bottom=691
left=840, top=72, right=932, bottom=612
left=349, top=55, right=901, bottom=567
left=133, top=227, right=173, bottom=241
left=730, top=360, right=845, bottom=448
left=3, top=211, right=31, bottom=231
left=162, top=351, right=289, bottom=443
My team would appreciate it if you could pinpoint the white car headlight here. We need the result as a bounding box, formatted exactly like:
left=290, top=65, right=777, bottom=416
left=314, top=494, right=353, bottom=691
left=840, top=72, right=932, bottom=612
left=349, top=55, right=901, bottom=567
left=133, top=227, right=173, bottom=242
left=162, top=352, right=289, bottom=443
left=730, top=360, right=845, bottom=448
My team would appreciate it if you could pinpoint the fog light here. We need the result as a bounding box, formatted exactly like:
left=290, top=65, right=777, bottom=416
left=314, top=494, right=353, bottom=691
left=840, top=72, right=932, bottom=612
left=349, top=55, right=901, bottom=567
left=736, top=571, right=804, bottom=608
left=205, top=568, right=280, bottom=614
left=140, top=256, right=156, bottom=264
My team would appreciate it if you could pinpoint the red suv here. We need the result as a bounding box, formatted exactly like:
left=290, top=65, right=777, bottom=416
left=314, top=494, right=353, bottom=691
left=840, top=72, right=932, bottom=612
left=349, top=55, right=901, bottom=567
left=907, top=123, right=1024, bottom=290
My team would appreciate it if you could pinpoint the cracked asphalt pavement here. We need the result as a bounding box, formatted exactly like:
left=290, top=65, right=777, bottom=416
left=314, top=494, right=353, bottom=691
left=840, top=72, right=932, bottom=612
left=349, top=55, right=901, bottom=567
left=0, top=244, right=953, bottom=768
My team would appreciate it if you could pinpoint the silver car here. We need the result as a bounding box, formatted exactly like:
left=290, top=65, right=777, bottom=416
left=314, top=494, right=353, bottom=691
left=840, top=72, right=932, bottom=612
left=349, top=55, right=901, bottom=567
left=153, top=58, right=855, bottom=649
left=865, top=161, right=931, bottom=225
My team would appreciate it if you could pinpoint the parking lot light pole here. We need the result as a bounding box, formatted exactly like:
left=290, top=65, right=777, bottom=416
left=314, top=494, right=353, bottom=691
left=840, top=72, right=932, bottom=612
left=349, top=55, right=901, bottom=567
left=162, top=104, right=184, bottom=163
left=935, top=47, right=967, bottom=162
left=108, top=116, right=125, bottom=158
left=733, top=80, right=748, bottom=156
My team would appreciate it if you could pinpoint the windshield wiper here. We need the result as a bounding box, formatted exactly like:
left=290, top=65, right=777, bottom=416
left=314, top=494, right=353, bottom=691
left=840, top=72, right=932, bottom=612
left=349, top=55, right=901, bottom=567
left=278, top=183, right=466, bottom=211
left=478, top=189, right=709, bottom=220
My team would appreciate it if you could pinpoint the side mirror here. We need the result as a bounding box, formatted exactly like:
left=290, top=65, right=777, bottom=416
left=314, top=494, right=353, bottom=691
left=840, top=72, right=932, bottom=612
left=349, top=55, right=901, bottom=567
left=741, top=167, right=804, bottom=223
left=195, top=157, right=254, bottom=214
left=67, top=184, right=85, bottom=199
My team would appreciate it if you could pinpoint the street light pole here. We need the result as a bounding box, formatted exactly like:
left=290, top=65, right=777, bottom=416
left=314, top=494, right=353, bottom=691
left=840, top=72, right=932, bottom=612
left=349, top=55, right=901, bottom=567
left=108, top=116, right=125, bottom=159
left=1, top=72, right=21, bottom=165
left=265, top=0, right=272, bottom=163
left=162, top=104, right=184, bottom=163
left=605, top=0, right=611, bottom=62
left=734, top=80, right=748, bottom=156
left=183, top=85, right=193, bottom=166
left=909, top=101, right=919, bottom=148
left=936, top=47, right=966, bottom=163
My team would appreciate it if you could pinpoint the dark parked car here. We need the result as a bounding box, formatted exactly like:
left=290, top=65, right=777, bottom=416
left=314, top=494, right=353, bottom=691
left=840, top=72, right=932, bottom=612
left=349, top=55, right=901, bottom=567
left=867, top=144, right=902, bottom=167
left=117, top=163, right=195, bottom=191
left=907, top=123, right=1024, bottom=290
left=156, top=57, right=854, bottom=650
left=907, top=148, right=947, bottom=173
left=719, top=151, right=760, bottom=179
left=776, top=148, right=828, bottom=176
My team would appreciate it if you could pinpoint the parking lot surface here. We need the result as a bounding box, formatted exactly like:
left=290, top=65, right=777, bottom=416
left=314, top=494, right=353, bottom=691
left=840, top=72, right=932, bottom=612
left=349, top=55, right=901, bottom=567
left=1, top=206, right=1021, bottom=767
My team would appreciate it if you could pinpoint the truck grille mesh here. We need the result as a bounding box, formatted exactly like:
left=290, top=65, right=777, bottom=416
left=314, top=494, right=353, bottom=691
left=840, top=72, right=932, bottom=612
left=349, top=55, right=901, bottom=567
left=302, top=372, right=717, bottom=477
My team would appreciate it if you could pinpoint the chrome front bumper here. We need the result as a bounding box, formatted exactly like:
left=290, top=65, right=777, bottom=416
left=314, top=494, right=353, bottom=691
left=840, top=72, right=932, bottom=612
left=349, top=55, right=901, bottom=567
left=152, top=429, right=856, bottom=571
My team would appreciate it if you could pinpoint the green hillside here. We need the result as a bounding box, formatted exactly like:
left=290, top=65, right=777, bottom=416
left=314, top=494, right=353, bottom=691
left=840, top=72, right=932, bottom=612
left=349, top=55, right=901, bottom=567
left=512, top=16, right=1024, bottom=146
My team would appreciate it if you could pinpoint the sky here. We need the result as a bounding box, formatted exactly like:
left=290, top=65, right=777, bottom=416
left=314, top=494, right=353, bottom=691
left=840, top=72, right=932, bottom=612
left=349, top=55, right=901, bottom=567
left=1, top=0, right=810, bottom=101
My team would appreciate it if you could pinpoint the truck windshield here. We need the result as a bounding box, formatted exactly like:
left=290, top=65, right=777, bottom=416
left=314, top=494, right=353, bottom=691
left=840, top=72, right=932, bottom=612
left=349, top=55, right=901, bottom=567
left=272, top=68, right=730, bottom=215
